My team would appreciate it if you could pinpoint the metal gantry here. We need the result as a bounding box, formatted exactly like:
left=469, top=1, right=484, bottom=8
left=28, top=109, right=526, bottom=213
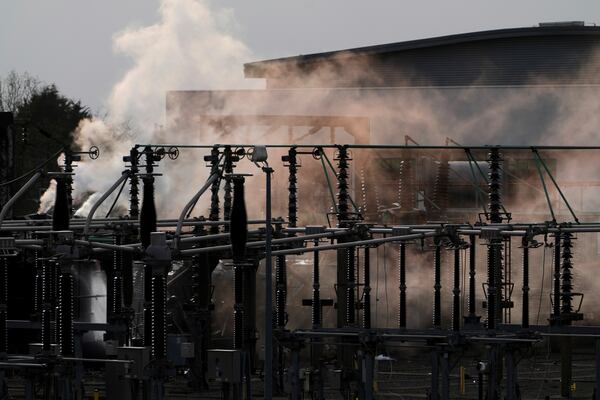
left=2, top=143, right=600, bottom=399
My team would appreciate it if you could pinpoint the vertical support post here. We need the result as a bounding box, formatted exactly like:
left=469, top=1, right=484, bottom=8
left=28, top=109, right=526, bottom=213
left=440, top=352, right=449, bottom=400
left=505, top=348, right=517, bottom=400
left=522, top=239, right=530, bottom=329
left=363, top=247, right=371, bottom=329
left=433, top=244, right=442, bottom=329
left=595, top=339, right=600, bottom=400
left=363, top=347, right=375, bottom=400
left=0, top=258, right=7, bottom=356
left=263, top=167, right=274, bottom=400
left=290, top=346, right=300, bottom=400
left=487, top=245, right=496, bottom=330
left=431, top=350, right=439, bottom=400
left=465, top=234, right=480, bottom=325
left=486, top=347, right=497, bottom=400
left=452, top=247, right=461, bottom=332
left=398, top=242, right=406, bottom=329
left=312, top=240, right=321, bottom=329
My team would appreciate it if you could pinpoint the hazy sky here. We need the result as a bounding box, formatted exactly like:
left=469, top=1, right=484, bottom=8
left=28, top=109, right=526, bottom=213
left=1, top=0, right=599, bottom=111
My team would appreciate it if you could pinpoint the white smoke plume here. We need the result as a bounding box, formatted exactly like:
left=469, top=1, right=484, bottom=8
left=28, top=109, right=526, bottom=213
left=37, top=0, right=261, bottom=217
left=38, top=179, right=57, bottom=214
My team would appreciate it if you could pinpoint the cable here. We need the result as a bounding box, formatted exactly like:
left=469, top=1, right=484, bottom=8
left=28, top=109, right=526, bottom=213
left=0, top=147, right=64, bottom=187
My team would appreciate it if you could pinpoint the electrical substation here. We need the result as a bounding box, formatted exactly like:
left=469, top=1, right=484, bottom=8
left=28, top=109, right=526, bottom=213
left=2, top=23, right=600, bottom=400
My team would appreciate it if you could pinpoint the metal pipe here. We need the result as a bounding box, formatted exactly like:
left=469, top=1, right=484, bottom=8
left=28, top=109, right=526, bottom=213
left=173, top=172, right=220, bottom=250
left=74, top=240, right=138, bottom=253
left=134, top=143, right=600, bottom=151
left=0, top=172, right=42, bottom=228
left=83, top=171, right=129, bottom=235
left=271, top=232, right=437, bottom=257
left=179, top=231, right=347, bottom=256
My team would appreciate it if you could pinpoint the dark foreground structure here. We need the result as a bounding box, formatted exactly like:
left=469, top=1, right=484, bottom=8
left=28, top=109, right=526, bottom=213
left=3, top=23, right=600, bottom=400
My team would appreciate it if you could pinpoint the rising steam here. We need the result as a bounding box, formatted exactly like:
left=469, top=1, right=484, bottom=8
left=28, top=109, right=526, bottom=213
left=39, top=0, right=260, bottom=217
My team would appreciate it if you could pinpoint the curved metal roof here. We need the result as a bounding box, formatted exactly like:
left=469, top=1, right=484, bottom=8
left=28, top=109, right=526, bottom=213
left=245, top=25, right=600, bottom=79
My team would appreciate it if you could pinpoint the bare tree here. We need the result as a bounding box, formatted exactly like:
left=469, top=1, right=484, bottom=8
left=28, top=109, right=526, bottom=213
left=0, top=71, right=41, bottom=113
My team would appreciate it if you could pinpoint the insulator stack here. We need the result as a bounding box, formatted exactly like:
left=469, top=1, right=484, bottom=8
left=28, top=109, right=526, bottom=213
left=223, top=146, right=233, bottom=233
left=432, top=157, right=449, bottom=217
left=561, top=232, right=574, bottom=315
left=553, top=234, right=561, bottom=321
left=467, top=235, right=477, bottom=321
left=34, top=251, right=43, bottom=315
left=346, top=247, right=356, bottom=326
left=398, top=243, right=407, bottom=328
left=275, top=255, right=287, bottom=328
left=486, top=147, right=504, bottom=328
left=336, top=146, right=350, bottom=225
left=433, top=244, right=441, bottom=328
left=57, top=272, right=74, bottom=356
left=360, top=168, right=367, bottom=215
left=0, top=258, right=8, bottom=355
left=398, top=160, right=416, bottom=211
left=151, top=274, right=166, bottom=359
left=63, top=154, right=74, bottom=215
left=209, top=146, right=221, bottom=235
left=363, top=247, right=371, bottom=329
left=286, top=147, right=298, bottom=228
left=112, top=236, right=122, bottom=316
left=487, top=148, right=503, bottom=224
left=128, top=147, right=140, bottom=219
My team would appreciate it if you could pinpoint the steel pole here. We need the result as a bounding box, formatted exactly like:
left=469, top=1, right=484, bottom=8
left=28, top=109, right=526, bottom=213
left=264, top=166, right=273, bottom=400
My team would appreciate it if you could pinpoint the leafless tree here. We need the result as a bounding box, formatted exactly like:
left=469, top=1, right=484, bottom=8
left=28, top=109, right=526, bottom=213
left=0, top=70, right=41, bottom=113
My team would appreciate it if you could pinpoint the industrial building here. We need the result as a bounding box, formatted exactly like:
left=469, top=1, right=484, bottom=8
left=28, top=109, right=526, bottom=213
left=2, top=22, right=600, bottom=399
